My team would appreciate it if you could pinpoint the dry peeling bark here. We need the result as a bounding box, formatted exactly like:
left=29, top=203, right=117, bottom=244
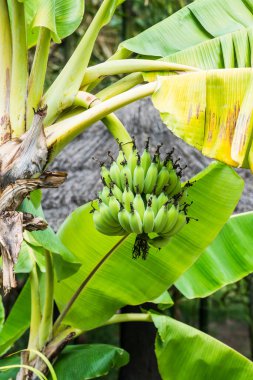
left=0, top=107, right=66, bottom=293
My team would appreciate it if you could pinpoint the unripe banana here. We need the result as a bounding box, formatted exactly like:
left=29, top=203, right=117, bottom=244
left=108, top=196, right=121, bottom=221
left=143, top=205, right=155, bottom=233
left=168, top=178, right=181, bottom=197
left=93, top=210, right=125, bottom=236
left=100, top=165, right=112, bottom=187
left=144, top=162, right=158, bottom=194
left=98, top=186, right=110, bottom=205
left=166, top=170, right=178, bottom=194
left=116, top=148, right=125, bottom=168
left=140, top=148, right=152, bottom=175
left=120, top=164, right=133, bottom=190
left=99, top=203, right=120, bottom=227
left=151, top=195, right=159, bottom=216
left=157, top=192, right=169, bottom=209
left=148, top=235, right=170, bottom=249
left=111, top=183, right=123, bottom=202
left=129, top=204, right=143, bottom=234
left=118, top=208, right=132, bottom=233
left=128, top=146, right=138, bottom=175
left=161, top=212, right=186, bottom=237
left=133, top=162, right=145, bottom=193
left=122, top=187, right=134, bottom=212
left=160, top=204, right=179, bottom=234
left=133, top=193, right=145, bottom=219
left=153, top=204, right=169, bottom=233
left=109, top=161, right=121, bottom=188
left=156, top=167, right=170, bottom=194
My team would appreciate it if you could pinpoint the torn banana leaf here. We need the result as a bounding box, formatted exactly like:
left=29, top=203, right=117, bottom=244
left=152, top=68, right=253, bottom=170
left=121, top=0, right=253, bottom=67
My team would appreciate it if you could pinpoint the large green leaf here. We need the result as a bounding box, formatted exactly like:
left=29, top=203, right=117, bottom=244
left=20, top=193, right=81, bottom=281
left=54, top=162, right=243, bottom=331
left=23, top=0, right=85, bottom=47
left=176, top=211, right=253, bottom=298
left=121, top=0, right=253, bottom=69
left=52, top=344, right=129, bottom=380
left=152, top=314, right=253, bottom=380
left=0, top=281, right=31, bottom=356
left=152, top=69, right=253, bottom=170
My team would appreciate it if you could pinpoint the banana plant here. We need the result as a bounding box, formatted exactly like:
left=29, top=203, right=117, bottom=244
left=1, top=0, right=253, bottom=379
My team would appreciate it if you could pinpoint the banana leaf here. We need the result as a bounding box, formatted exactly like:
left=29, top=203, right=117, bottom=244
left=22, top=0, right=85, bottom=47
left=121, top=0, right=253, bottom=69
left=0, top=281, right=31, bottom=356
left=54, top=162, right=243, bottom=331
left=176, top=211, right=253, bottom=298
left=152, top=314, right=253, bottom=380
left=152, top=69, right=253, bottom=170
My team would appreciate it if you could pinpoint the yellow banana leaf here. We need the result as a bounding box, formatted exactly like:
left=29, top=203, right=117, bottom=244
left=152, top=68, right=253, bottom=170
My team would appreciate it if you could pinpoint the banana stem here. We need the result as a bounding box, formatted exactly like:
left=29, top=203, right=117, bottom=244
left=27, top=27, right=51, bottom=129
left=74, top=91, right=132, bottom=156
left=95, top=72, right=144, bottom=101
left=43, top=0, right=123, bottom=126
left=0, top=0, right=12, bottom=143
left=104, top=313, right=152, bottom=325
left=28, top=265, right=41, bottom=353
left=9, top=0, right=28, bottom=137
left=46, top=82, right=157, bottom=161
left=82, top=59, right=199, bottom=86
left=38, top=251, right=54, bottom=350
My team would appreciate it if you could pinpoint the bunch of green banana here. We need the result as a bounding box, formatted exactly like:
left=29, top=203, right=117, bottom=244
left=92, top=140, right=194, bottom=258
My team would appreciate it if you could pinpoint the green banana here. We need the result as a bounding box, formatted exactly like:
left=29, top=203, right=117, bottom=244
left=160, top=204, right=179, bottom=234
left=111, top=183, right=123, bottom=202
left=166, top=169, right=178, bottom=194
left=116, top=146, right=125, bottom=167
left=109, top=160, right=121, bottom=188
left=140, top=140, right=152, bottom=175
left=162, top=212, right=187, bottom=237
left=120, top=164, right=133, bottom=190
left=143, top=205, right=155, bottom=233
left=122, top=186, right=134, bottom=212
left=151, top=195, right=159, bottom=216
left=100, top=164, right=112, bottom=187
left=148, top=235, right=170, bottom=249
left=153, top=204, right=169, bottom=233
left=98, top=186, right=110, bottom=205
left=133, top=193, right=145, bottom=219
left=143, top=162, right=158, bottom=194
left=118, top=208, right=132, bottom=233
left=99, top=202, right=120, bottom=227
left=108, top=196, right=121, bottom=221
left=129, top=204, right=143, bottom=234
left=156, top=166, right=170, bottom=194
left=168, top=177, right=181, bottom=197
left=133, top=158, right=145, bottom=193
left=127, top=143, right=138, bottom=174
left=93, top=210, right=125, bottom=236
left=157, top=192, right=169, bottom=209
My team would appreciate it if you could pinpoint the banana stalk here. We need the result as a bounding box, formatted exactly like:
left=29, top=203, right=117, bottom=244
left=0, top=0, right=12, bottom=144
left=82, top=59, right=199, bottom=86
left=43, top=0, right=126, bottom=126
left=27, top=27, right=51, bottom=129
left=9, top=0, right=28, bottom=137
left=45, top=82, right=157, bottom=161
